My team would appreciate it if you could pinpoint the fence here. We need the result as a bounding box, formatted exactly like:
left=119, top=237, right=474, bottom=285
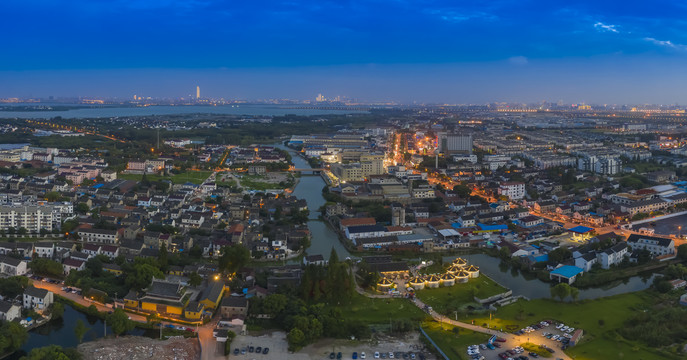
left=418, top=325, right=449, bottom=360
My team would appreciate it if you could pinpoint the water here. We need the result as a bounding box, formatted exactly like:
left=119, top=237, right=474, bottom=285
left=0, top=104, right=367, bottom=119
left=8, top=304, right=146, bottom=359
left=277, top=144, right=350, bottom=260
left=448, top=254, right=657, bottom=300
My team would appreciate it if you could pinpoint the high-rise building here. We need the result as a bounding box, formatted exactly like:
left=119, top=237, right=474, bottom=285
left=196, top=86, right=200, bottom=99
left=438, top=133, right=473, bottom=154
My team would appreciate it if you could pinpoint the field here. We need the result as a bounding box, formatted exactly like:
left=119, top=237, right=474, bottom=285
left=118, top=170, right=213, bottom=185
left=414, top=275, right=508, bottom=314
left=463, top=291, right=683, bottom=360
left=330, top=293, right=428, bottom=324
left=421, top=321, right=490, bottom=360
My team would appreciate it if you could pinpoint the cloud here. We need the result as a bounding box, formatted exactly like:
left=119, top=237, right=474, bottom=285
left=508, top=56, right=528, bottom=65
left=644, top=37, right=687, bottom=50
left=424, top=9, right=497, bottom=23
left=593, top=22, right=619, bottom=33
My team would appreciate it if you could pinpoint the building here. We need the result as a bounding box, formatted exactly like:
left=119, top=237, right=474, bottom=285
left=0, top=300, right=21, bottom=322
left=627, top=234, right=675, bottom=257
left=34, top=243, right=54, bottom=258
left=303, top=254, right=327, bottom=266
left=438, top=133, right=473, bottom=154
left=220, top=296, right=248, bottom=319
left=63, top=258, right=86, bottom=274
left=498, top=182, right=525, bottom=200
left=23, top=286, right=54, bottom=310
left=597, top=242, right=629, bottom=269
left=138, top=280, right=189, bottom=317
left=78, top=228, right=120, bottom=244
left=248, top=165, right=266, bottom=176
left=549, top=265, right=584, bottom=284
left=0, top=205, right=61, bottom=233
left=0, top=255, right=27, bottom=276
left=346, top=224, right=387, bottom=241
left=199, top=281, right=225, bottom=310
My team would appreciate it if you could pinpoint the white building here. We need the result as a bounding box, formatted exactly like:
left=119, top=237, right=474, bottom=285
left=33, top=243, right=55, bottom=258
left=627, top=234, right=675, bottom=257
left=77, top=228, right=120, bottom=244
left=23, top=286, right=54, bottom=310
left=0, top=255, right=27, bottom=276
left=0, top=300, right=21, bottom=322
left=498, top=182, right=525, bottom=200
left=597, top=242, right=629, bottom=269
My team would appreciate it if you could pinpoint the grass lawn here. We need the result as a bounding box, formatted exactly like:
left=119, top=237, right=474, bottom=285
left=330, top=293, right=428, bottom=324
left=521, top=342, right=552, bottom=358
left=421, top=321, right=490, bottom=360
left=239, top=174, right=293, bottom=191
left=118, top=170, right=213, bottom=185
left=414, top=275, right=507, bottom=314
left=463, top=291, right=683, bottom=360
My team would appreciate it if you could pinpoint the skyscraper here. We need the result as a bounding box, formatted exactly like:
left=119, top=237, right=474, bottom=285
left=196, top=86, right=200, bottom=99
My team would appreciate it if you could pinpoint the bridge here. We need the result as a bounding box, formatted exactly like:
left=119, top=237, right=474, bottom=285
left=290, top=168, right=324, bottom=172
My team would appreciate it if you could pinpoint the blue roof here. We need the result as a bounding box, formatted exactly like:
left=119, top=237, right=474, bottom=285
left=567, top=225, right=594, bottom=234
left=478, top=223, right=508, bottom=231
left=550, top=265, right=584, bottom=278
left=93, top=183, right=104, bottom=189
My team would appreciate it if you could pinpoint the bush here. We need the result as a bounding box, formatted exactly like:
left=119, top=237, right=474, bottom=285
left=223, top=331, right=237, bottom=356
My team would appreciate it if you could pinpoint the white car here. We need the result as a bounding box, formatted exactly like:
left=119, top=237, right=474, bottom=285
left=567, top=327, right=575, bottom=333
left=389, top=352, right=395, bottom=359
left=556, top=324, right=564, bottom=329
left=374, top=352, right=380, bottom=359
left=552, top=335, right=559, bottom=341
left=361, top=352, right=366, bottom=359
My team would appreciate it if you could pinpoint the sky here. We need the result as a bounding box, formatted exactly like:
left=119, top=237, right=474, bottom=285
left=2, top=0, right=687, bottom=104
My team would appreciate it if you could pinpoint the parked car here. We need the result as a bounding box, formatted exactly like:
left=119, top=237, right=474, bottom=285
left=374, top=352, right=380, bottom=359
left=233, top=348, right=239, bottom=355
left=263, top=347, right=269, bottom=354
left=255, top=346, right=262, bottom=353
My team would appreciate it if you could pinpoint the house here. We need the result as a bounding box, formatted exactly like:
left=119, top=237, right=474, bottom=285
left=63, top=258, right=86, bottom=274
left=184, top=301, right=205, bottom=320
left=102, top=263, right=123, bottom=276
left=82, top=243, right=101, bottom=257
left=199, top=281, right=225, bottom=310
left=597, top=242, right=629, bottom=269
left=78, top=228, right=120, bottom=244
left=574, top=252, right=598, bottom=272
left=626, top=234, right=675, bottom=257
left=34, top=243, right=55, bottom=258
left=549, top=265, right=584, bottom=284
left=669, top=279, right=687, bottom=290
left=519, top=215, right=544, bottom=228
left=0, top=300, right=21, bottom=322
left=303, top=254, right=327, bottom=266
left=346, top=224, right=387, bottom=241
left=220, top=296, right=249, bottom=319
left=138, top=280, right=189, bottom=316
left=23, top=286, right=54, bottom=310
left=0, top=255, right=28, bottom=276
left=99, top=245, right=120, bottom=259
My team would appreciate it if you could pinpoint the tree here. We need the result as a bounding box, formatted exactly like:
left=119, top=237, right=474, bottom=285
left=452, top=184, right=472, bottom=198
left=569, top=286, right=580, bottom=302
left=287, top=328, right=306, bottom=350
left=678, top=244, right=687, bottom=260
left=108, top=309, right=134, bottom=336
left=29, top=258, right=64, bottom=278
left=548, top=248, right=572, bottom=265
left=74, top=319, right=89, bottom=344
left=188, top=272, right=202, bottom=287
left=158, top=243, right=169, bottom=272
left=87, top=304, right=99, bottom=317
left=45, top=192, right=62, bottom=202
left=75, top=203, right=90, bottom=214
left=550, top=283, right=571, bottom=301
left=218, top=245, right=251, bottom=274
left=124, top=263, right=164, bottom=290
left=189, top=245, right=202, bottom=258
left=0, top=321, right=28, bottom=355
left=20, top=345, right=81, bottom=360
left=51, top=302, right=65, bottom=320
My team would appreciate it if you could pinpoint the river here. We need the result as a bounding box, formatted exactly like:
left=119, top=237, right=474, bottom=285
left=277, top=144, right=350, bottom=260
left=0, top=104, right=368, bottom=119
left=445, top=254, right=657, bottom=301
left=8, top=304, right=147, bottom=359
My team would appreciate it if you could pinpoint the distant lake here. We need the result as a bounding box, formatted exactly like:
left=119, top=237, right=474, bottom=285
left=0, top=104, right=368, bottom=119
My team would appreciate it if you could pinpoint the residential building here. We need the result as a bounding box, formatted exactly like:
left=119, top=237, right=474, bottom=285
left=0, top=300, right=21, bottom=322
left=23, top=286, right=54, bottom=310
left=597, top=242, right=629, bottom=269
left=220, top=296, right=248, bottom=319
left=78, top=228, right=120, bottom=244
left=0, top=255, right=27, bottom=276
left=627, top=234, right=675, bottom=257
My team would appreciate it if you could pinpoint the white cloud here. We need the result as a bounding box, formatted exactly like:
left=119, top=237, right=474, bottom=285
left=508, top=56, right=528, bottom=65
left=425, top=9, right=497, bottom=23
left=644, top=37, right=687, bottom=50
left=594, top=22, right=619, bottom=33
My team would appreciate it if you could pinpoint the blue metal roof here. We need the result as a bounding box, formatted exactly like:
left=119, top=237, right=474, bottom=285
left=478, top=223, right=508, bottom=231
left=550, top=265, right=584, bottom=278
left=567, top=225, right=594, bottom=234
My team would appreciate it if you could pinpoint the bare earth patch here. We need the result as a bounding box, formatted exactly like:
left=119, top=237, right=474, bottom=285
left=78, top=336, right=200, bottom=360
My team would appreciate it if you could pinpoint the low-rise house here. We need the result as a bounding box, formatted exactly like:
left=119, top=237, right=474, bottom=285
left=0, top=255, right=27, bottom=276
left=23, top=286, right=54, bottom=310
left=0, top=300, right=21, bottom=322
left=220, top=296, right=248, bottom=319
left=63, top=258, right=86, bottom=274
left=574, top=252, right=598, bottom=272
left=34, top=243, right=55, bottom=258
left=597, top=242, right=629, bottom=269
left=627, top=234, right=675, bottom=257
left=78, top=228, right=120, bottom=244
left=303, top=254, right=327, bottom=266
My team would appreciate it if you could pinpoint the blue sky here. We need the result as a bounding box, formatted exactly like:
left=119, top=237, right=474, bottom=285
left=2, top=0, right=687, bottom=103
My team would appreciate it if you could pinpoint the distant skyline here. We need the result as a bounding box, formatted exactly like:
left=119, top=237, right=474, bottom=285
left=3, top=1, right=687, bottom=103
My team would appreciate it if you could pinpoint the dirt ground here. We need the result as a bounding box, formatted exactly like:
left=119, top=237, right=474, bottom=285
left=228, top=331, right=436, bottom=360
left=78, top=336, right=200, bottom=360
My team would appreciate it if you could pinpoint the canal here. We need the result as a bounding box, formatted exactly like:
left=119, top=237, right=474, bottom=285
left=278, top=144, right=350, bottom=260
left=446, top=254, right=657, bottom=301
left=8, top=304, right=147, bottom=359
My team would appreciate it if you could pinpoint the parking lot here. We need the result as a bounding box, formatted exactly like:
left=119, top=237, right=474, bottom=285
left=227, top=331, right=435, bottom=360
left=462, top=320, right=573, bottom=360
